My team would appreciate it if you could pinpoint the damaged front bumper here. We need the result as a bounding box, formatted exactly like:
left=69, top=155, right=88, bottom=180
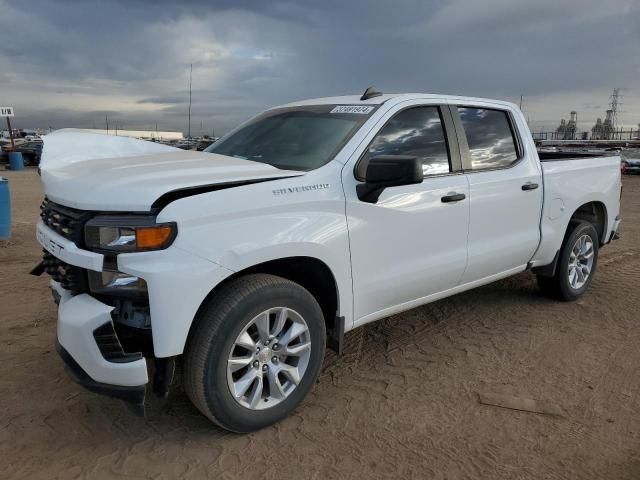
left=56, top=341, right=146, bottom=409
left=34, top=215, right=227, bottom=413
left=53, top=282, right=149, bottom=413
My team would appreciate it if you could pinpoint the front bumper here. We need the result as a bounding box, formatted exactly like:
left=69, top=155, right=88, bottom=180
left=56, top=340, right=146, bottom=407
left=54, top=282, right=149, bottom=408
left=36, top=217, right=233, bottom=409
left=37, top=218, right=234, bottom=358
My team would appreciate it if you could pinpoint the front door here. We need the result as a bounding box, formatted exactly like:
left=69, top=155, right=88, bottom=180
left=343, top=103, right=470, bottom=325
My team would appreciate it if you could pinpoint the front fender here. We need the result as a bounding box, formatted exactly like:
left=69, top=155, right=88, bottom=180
left=148, top=165, right=354, bottom=352
left=118, top=247, right=235, bottom=358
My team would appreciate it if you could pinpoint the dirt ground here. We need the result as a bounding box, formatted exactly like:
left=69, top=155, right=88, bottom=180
left=1, top=169, right=639, bottom=480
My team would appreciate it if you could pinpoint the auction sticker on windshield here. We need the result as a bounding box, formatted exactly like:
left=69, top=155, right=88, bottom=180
left=330, top=105, right=375, bottom=114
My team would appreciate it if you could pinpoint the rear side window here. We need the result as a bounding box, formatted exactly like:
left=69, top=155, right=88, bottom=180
left=457, top=107, right=519, bottom=170
left=362, top=106, right=451, bottom=176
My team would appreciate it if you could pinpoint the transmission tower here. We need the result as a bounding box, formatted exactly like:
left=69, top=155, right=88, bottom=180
left=608, top=88, right=622, bottom=129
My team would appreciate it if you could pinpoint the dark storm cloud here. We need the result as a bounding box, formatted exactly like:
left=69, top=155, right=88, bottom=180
left=2, top=0, right=639, bottom=133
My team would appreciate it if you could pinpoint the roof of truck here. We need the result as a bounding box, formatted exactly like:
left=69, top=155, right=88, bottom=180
left=277, top=94, right=402, bottom=107
left=275, top=93, right=519, bottom=110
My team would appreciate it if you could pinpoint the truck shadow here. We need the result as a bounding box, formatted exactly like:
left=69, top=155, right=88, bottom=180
left=140, top=271, right=552, bottom=433
left=323, top=270, right=553, bottom=370
left=57, top=271, right=563, bottom=439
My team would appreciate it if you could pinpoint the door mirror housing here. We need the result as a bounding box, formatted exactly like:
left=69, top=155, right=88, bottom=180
left=356, top=155, right=423, bottom=203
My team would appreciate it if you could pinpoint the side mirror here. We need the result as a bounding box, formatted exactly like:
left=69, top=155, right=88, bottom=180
left=356, top=155, right=423, bottom=203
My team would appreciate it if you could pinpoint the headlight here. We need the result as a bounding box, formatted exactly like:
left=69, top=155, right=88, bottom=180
left=88, top=270, right=147, bottom=296
left=85, top=216, right=177, bottom=252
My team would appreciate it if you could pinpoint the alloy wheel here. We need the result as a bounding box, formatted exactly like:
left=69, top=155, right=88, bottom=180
left=226, top=307, right=311, bottom=410
left=567, top=234, right=594, bottom=289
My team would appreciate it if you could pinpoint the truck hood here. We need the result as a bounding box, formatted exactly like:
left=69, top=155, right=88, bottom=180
left=40, top=130, right=303, bottom=211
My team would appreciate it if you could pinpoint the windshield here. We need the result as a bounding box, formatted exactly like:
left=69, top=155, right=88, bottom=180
left=205, top=104, right=377, bottom=171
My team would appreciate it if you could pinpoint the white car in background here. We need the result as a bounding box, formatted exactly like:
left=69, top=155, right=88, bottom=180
left=33, top=89, right=622, bottom=432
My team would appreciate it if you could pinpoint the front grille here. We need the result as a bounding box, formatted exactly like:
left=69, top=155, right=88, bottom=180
left=42, top=251, right=88, bottom=294
left=40, top=200, right=92, bottom=246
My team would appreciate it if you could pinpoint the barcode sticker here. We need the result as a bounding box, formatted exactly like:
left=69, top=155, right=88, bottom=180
left=330, top=105, right=375, bottom=114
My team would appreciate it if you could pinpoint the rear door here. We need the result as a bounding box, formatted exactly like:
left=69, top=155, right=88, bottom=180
left=343, top=101, right=470, bottom=324
left=450, top=103, right=543, bottom=283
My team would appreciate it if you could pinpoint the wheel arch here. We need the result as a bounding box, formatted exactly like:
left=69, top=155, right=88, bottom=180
left=533, top=200, right=607, bottom=277
left=569, top=200, right=607, bottom=245
left=189, top=256, right=343, bottom=353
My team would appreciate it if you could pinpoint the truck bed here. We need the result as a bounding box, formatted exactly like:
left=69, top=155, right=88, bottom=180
left=531, top=154, right=621, bottom=269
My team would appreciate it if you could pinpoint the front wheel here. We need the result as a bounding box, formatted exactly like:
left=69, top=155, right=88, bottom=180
left=537, top=221, right=599, bottom=301
left=183, top=274, right=326, bottom=432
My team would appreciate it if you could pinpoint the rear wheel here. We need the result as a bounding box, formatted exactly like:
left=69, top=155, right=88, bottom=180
left=537, top=221, right=599, bottom=301
left=183, top=274, right=326, bottom=432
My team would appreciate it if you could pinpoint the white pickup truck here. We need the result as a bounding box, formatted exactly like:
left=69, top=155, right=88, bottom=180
left=34, top=89, right=622, bottom=432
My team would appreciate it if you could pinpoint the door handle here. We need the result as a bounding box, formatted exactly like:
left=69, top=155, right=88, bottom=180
left=441, top=192, right=466, bottom=203
left=522, top=182, right=539, bottom=191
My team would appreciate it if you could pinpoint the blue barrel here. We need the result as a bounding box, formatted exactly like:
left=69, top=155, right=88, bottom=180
left=0, top=177, right=10, bottom=239
left=8, top=152, right=24, bottom=171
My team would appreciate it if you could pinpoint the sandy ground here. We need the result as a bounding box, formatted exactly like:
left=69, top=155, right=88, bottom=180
left=1, top=169, right=639, bottom=480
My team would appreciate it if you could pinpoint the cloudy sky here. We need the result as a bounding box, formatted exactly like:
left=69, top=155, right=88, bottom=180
left=2, top=0, right=639, bottom=135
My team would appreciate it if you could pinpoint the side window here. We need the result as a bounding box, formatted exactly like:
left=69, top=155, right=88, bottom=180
left=362, top=106, right=451, bottom=176
left=457, top=107, right=519, bottom=170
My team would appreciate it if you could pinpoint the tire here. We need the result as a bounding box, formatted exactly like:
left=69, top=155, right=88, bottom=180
left=183, top=274, right=326, bottom=432
left=537, top=221, right=599, bottom=301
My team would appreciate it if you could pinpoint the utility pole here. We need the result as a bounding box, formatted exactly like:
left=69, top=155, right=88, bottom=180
left=105, top=115, right=109, bottom=135
left=187, top=63, right=193, bottom=139
left=519, top=95, right=523, bottom=110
